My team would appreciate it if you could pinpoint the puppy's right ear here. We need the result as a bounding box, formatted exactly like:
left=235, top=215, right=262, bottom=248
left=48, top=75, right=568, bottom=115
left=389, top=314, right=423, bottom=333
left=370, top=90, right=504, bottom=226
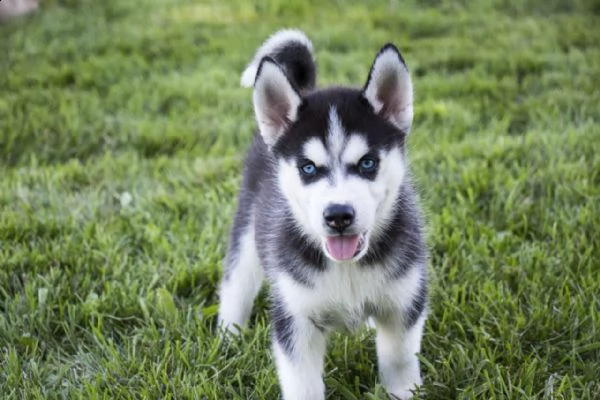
left=253, top=57, right=302, bottom=147
left=363, top=44, right=413, bottom=134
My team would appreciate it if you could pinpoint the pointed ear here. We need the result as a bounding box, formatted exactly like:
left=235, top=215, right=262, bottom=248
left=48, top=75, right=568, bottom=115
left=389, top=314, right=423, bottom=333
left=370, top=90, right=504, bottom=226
left=252, top=57, right=302, bottom=147
left=363, top=44, right=414, bottom=133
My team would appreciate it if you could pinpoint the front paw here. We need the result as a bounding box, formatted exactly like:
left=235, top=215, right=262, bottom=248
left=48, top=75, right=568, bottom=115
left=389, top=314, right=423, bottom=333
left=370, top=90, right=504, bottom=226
left=389, top=388, right=415, bottom=400
left=386, top=378, right=421, bottom=400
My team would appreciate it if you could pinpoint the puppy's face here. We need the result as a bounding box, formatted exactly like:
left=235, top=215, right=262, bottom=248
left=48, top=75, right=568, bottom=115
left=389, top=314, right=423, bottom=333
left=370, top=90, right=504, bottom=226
left=252, top=45, right=414, bottom=263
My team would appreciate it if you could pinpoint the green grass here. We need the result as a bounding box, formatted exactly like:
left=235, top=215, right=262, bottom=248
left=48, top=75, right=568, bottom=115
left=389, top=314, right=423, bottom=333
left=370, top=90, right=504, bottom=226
left=1, top=0, right=599, bottom=398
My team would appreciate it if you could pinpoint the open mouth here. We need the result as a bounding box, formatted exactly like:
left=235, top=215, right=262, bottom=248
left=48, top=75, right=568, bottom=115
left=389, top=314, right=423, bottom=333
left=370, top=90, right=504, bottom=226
left=324, top=232, right=367, bottom=262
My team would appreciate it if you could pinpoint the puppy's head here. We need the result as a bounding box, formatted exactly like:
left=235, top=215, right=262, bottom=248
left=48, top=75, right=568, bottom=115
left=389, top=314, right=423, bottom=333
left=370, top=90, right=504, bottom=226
left=252, top=45, right=414, bottom=263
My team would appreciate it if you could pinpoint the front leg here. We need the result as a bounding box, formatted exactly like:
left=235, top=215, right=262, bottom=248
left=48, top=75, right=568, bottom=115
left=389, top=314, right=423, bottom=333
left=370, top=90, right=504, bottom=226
left=375, top=313, right=426, bottom=399
left=271, top=302, right=328, bottom=400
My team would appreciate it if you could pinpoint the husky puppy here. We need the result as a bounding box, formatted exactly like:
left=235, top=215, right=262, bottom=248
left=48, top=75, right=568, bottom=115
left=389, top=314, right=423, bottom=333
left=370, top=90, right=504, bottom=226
left=218, top=29, right=428, bottom=400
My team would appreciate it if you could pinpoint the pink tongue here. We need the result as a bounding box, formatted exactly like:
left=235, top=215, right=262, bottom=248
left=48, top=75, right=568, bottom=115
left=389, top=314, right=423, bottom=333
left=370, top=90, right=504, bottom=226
left=326, top=235, right=360, bottom=261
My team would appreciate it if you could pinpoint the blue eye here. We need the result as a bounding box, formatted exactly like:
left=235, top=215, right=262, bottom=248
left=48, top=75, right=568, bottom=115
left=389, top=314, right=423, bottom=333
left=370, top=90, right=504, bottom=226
left=359, top=158, right=377, bottom=172
left=300, top=162, right=317, bottom=176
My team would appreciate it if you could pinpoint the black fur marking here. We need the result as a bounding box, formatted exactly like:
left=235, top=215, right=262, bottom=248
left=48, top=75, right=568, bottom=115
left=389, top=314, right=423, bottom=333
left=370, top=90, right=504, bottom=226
left=260, top=212, right=326, bottom=286
left=273, top=87, right=406, bottom=159
left=405, top=277, right=428, bottom=327
left=359, top=183, right=427, bottom=279
left=272, top=42, right=316, bottom=93
left=271, top=298, right=296, bottom=356
left=222, top=137, right=269, bottom=281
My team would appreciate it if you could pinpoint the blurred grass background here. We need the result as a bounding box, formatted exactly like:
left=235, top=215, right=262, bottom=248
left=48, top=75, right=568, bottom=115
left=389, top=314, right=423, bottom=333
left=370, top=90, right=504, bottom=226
left=1, top=0, right=599, bottom=398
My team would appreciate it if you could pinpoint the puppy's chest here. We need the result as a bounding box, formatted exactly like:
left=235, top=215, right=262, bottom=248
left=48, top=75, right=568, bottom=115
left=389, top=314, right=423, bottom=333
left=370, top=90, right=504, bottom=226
left=304, top=268, right=392, bottom=333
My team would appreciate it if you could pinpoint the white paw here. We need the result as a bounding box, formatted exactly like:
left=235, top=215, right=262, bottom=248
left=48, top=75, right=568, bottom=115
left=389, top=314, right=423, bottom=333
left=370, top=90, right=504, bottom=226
left=389, top=388, right=415, bottom=400
left=217, top=318, right=243, bottom=339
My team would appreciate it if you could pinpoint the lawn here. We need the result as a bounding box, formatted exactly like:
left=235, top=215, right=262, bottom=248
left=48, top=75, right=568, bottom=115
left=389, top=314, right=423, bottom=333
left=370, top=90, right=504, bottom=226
left=1, top=0, right=599, bottom=398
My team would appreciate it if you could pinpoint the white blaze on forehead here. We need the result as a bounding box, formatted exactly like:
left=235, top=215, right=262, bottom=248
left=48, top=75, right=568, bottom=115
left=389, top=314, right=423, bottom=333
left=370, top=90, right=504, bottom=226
left=327, top=106, right=346, bottom=159
left=303, top=138, right=329, bottom=166
left=341, top=135, right=369, bottom=165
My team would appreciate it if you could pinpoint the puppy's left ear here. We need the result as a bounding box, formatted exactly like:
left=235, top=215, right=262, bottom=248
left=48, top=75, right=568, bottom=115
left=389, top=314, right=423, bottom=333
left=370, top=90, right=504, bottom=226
left=363, top=44, right=413, bottom=133
left=253, top=57, right=302, bottom=147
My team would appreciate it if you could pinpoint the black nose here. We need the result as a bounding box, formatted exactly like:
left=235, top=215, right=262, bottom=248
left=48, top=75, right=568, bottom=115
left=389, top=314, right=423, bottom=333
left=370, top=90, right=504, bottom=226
left=323, top=204, right=355, bottom=232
